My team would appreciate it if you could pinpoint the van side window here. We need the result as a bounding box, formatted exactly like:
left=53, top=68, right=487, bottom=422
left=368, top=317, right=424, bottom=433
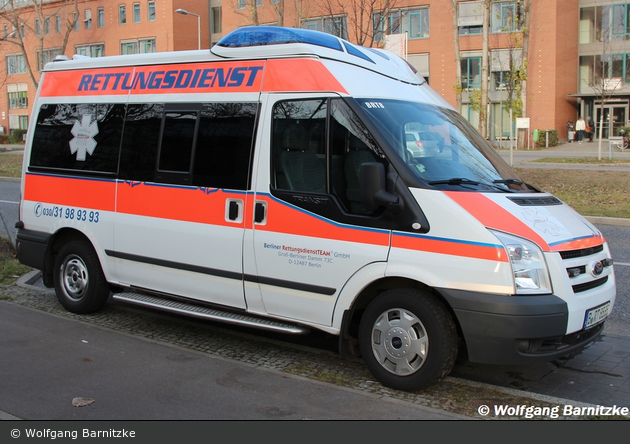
left=272, top=98, right=383, bottom=215
left=272, top=99, right=327, bottom=194
left=30, top=103, right=124, bottom=175
left=155, top=104, right=201, bottom=185
left=119, top=102, right=258, bottom=190
left=193, top=102, right=258, bottom=190
left=119, top=103, right=163, bottom=183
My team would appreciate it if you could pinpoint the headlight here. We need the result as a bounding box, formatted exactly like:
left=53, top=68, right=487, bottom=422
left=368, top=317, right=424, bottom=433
left=490, top=230, right=552, bottom=295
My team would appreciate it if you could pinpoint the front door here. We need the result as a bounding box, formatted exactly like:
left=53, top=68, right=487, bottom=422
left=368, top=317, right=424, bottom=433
left=595, top=104, right=627, bottom=139
left=245, top=95, right=392, bottom=326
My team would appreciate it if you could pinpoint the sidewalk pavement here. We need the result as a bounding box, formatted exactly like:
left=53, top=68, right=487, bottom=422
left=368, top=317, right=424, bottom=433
left=0, top=298, right=468, bottom=421
left=499, top=139, right=630, bottom=170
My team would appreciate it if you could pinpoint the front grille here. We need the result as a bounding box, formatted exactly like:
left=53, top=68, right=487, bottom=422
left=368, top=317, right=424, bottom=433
left=573, top=276, right=608, bottom=293
left=507, top=196, right=562, bottom=206
left=560, top=245, right=604, bottom=260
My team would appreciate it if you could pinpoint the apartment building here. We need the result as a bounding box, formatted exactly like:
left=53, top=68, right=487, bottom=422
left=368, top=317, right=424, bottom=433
left=0, top=0, right=214, bottom=135
left=3, top=1, right=612, bottom=143
left=577, top=0, right=630, bottom=138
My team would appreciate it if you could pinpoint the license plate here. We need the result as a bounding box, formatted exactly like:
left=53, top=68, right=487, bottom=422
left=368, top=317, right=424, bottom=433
left=583, top=301, right=611, bottom=329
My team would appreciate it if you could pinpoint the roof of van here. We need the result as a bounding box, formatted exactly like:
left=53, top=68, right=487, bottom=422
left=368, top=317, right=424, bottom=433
left=43, top=26, right=425, bottom=87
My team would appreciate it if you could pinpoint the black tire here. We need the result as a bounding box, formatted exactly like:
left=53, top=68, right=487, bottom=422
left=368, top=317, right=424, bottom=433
left=359, top=288, right=458, bottom=391
left=53, top=240, right=110, bottom=314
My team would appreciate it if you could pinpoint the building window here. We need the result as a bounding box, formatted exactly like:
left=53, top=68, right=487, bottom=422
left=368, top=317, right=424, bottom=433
left=212, top=7, right=221, bottom=33
left=37, top=48, right=63, bottom=71
left=458, top=1, right=483, bottom=35
left=303, top=16, right=348, bottom=39
left=374, top=8, right=430, bottom=41
left=120, top=38, right=156, bottom=55
left=148, top=1, right=156, bottom=21
left=491, top=1, right=523, bottom=33
left=74, top=12, right=80, bottom=30
left=133, top=3, right=141, bottom=23
left=238, top=0, right=245, bottom=9
left=98, top=8, right=105, bottom=27
left=35, top=19, right=40, bottom=34
left=8, top=90, right=28, bottom=110
left=119, top=5, right=127, bottom=25
left=461, top=56, right=481, bottom=89
left=44, top=18, right=50, bottom=34
left=6, top=54, right=26, bottom=75
left=55, top=15, right=61, bottom=33
left=612, top=3, right=630, bottom=36
left=85, top=10, right=92, bottom=30
left=76, top=43, right=105, bottom=58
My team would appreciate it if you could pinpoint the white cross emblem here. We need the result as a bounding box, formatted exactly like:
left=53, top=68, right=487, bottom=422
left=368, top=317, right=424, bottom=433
left=69, top=115, right=99, bottom=161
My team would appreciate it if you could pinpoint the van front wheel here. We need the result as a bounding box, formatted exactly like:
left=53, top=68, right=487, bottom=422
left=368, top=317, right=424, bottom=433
left=53, top=240, right=109, bottom=314
left=359, top=289, right=458, bottom=391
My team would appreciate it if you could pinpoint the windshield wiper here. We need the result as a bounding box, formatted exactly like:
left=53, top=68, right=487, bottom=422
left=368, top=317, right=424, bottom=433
left=428, top=178, right=479, bottom=186
left=492, top=179, right=524, bottom=185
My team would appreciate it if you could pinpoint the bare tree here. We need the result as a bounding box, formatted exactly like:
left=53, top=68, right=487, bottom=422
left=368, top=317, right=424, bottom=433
left=228, top=0, right=260, bottom=26
left=227, top=0, right=314, bottom=28
left=580, top=6, right=622, bottom=159
left=318, top=0, right=400, bottom=46
left=479, top=0, right=490, bottom=138
left=451, top=0, right=462, bottom=112
left=1, top=0, right=78, bottom=89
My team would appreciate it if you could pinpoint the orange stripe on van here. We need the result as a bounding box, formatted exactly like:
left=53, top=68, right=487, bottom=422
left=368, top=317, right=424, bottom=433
left=392, top=233, right=508, bottom=262
left=262, top=59, right=348, bottom=94
left=23, top=174, right=115, bottom=211
left=116, top=181, right=247, bottom=226
left=255, top=196, right=389, bottom=246
left=444, top=191, right=552, bottom=251
left=548, top=235, right=605, bottom=252
left=39, top=61, right=265, bottom=97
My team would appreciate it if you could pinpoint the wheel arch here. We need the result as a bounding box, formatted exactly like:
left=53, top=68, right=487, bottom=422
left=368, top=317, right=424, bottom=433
left=42, top=228, right=107, bottom=288
left=336, top=275, right=463, bottom=359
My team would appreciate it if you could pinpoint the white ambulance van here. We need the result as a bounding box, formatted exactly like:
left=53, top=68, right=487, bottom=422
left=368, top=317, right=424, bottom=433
left=16, top=26, right=616, bottom=391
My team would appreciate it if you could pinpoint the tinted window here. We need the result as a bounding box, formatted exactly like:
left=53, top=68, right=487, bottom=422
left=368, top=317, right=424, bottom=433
left=193, top=103, right=258, bottom=190
left=119, top=102, right=257, bottom=190
left=118, top=103, right=163, bottom=182
left=30, top=103, right=124, bottom=175
left=272, top=98, right=383, bottom=214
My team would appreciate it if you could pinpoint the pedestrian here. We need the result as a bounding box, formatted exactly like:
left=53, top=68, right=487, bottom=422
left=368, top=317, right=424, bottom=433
left=587, top=116, right=594, bottom=142
left=575, top=116, right=586, bottom=143
left=566, top=119, right=574, bottom=143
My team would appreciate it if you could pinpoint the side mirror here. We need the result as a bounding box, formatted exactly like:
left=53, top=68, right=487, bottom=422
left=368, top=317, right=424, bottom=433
left=360, top=162, right=399, bottom=212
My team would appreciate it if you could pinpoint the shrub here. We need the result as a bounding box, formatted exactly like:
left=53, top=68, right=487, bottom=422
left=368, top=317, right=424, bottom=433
left=534, top=129, right=558, bottom=147
left=8, top=129, right=26, bottom=144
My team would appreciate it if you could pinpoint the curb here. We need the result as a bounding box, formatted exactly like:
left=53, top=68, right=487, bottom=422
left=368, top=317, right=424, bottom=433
left=584, top=216, right=630, bottom=227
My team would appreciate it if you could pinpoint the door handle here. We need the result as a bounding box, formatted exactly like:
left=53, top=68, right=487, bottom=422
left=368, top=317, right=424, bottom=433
left=254, top=201, right=266, bottom=224
left=225, top=199, right=243, bottom=223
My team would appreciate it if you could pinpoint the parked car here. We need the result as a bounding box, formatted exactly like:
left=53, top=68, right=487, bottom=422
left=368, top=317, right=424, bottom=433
left=405, top=131, right=444, bottom=157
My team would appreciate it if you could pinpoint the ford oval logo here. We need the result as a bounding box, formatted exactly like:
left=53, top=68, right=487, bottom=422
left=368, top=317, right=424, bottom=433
left=591, top=261, right=604, bottom=277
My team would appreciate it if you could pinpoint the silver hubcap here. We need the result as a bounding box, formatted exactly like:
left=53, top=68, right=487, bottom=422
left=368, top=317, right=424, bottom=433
left=60, top=255, right=88, bottom=301
left=370, top=308, right=428, bottom=376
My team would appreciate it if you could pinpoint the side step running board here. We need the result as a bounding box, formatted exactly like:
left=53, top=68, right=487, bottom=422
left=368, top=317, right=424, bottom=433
left=112, top=292, right=310, bottom=335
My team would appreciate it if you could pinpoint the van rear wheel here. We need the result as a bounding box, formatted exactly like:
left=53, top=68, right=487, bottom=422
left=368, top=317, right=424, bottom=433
left=359, top=288, right=458, bottom=391
left=53, top=240, right=109, bottom=314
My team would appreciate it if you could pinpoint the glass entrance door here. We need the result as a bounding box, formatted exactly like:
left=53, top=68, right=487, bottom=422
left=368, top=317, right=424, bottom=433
left=595, top=104, right=627, bottom=139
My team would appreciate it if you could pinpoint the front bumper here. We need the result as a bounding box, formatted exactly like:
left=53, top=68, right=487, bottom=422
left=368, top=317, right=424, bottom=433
left=440, top=288, right=605, bottom=365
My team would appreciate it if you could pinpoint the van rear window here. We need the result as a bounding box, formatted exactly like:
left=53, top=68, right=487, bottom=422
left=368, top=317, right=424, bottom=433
left=30, top=103, right=124, bottom=175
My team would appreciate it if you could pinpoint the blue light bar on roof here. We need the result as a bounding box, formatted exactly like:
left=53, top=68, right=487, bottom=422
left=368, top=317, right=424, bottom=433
left=217, top=26, right=344, bottom=52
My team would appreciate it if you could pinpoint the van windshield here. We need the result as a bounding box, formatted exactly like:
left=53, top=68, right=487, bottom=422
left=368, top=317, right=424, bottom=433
left=357, top=99, right=531, bottom=192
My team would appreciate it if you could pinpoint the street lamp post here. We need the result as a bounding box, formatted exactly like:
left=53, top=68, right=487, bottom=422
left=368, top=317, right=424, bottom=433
left=175, top=8, right=200, bottom=50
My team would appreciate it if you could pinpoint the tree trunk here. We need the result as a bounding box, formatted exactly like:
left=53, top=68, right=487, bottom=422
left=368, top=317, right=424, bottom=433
left=451, top=0, right=462, bottom=112
left=518, top=0, right=532, bottom=149
left=480, top=1, right=490, bottom=139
